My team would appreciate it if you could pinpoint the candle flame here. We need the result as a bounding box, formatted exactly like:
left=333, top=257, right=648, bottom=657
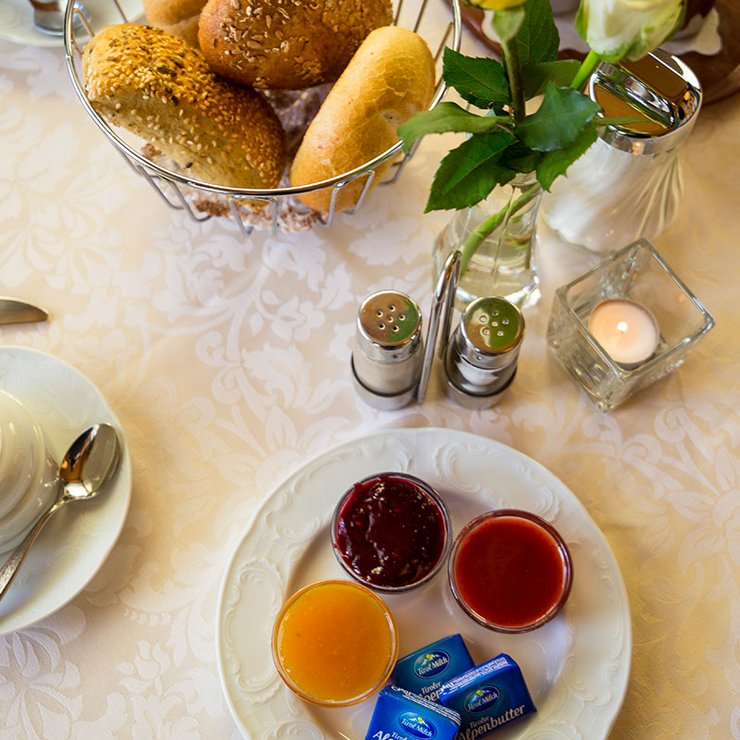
left=616, top=321, right=629, bottom=334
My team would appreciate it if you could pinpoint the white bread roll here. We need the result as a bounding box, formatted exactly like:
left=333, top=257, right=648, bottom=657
left=82, top=24, right=285, bottom=190
left=141, top=0, right=207, bottom=47
left=198, top=0, right=393, bottom=89
left=290, top=26, right=436, bottom=213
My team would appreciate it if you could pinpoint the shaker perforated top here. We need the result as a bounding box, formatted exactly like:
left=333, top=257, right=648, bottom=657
left=461, top=297, right=524, bottom=360
left=358, top=292, right=422, bottom=349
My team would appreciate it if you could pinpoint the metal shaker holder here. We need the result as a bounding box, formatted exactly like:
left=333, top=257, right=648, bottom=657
left=352, top=251, right=525, bottom=409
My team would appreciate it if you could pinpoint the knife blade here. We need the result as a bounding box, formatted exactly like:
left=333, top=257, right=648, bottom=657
left=0, top=298, right=48, bottom=325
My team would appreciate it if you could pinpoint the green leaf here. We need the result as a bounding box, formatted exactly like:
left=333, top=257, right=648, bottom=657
left=397, top=103, right=509, bottom=154
left=499, top=144, right=542, bottom=175
left=443, top=47, right=511, bottom=109
left=536, top=123, right=598, bottom=190
left=425, top=132, right=516, bottom=212
left=516, top=0, right=559, bottom=65
left=491, top=6, right=525, bottom=43
left=517, top=83, right=601, bottom=152
left=522, top=60, right=581, bottom=98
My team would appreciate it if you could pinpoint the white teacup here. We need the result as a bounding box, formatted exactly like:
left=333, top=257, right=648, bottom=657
left=0, top=390, right=59, bottom=554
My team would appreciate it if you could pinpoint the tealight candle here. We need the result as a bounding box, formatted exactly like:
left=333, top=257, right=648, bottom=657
left=588, top=298, right=660, bottom=367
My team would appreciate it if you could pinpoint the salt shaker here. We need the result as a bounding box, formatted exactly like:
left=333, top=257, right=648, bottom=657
left=443, top=296, right=524, bottom=408
left=351, top=290, right=424, bottom=410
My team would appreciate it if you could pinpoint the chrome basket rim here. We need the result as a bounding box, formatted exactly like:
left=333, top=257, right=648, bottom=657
left=63, top=0, right=463, bottom=201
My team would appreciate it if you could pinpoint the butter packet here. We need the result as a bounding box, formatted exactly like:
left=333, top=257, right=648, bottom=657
left=391, top=634, right=475, bottom=702
left=365, top=685, right=461, bottom=740
left=438, top=653, right=536, bottom=738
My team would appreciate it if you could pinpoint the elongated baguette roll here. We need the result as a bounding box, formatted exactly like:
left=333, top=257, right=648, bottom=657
left=83, top=24, right=285, bottom=189
left=198, top=0, right=393, bottom=89
left=290, top=26, right=435, bottom=213
left=141, top=0, right=207, bottom=46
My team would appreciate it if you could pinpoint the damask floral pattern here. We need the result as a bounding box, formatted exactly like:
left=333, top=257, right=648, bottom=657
left=1, top=9, right=738, bottom=739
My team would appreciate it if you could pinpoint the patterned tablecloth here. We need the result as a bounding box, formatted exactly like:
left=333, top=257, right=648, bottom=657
left=0, top=5, right=738, bottom=738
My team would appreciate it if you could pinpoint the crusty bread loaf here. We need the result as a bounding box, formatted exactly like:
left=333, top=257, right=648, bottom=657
left=290, top=26, right=436, bottom=213
left=82, top=24, right=285, bottom=189
left=141, top=0, right=207, bottom=47
left=198, top=0, right=393, bottom=89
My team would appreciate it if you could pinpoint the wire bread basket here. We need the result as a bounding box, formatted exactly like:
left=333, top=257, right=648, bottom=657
left=64, top=0, right=462, bottom=236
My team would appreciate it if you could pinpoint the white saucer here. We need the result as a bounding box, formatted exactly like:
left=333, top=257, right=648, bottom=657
left=0, top=347, right=131, bottom=635
left=217, top=427, right=631, bottom=739
left=0, top=0, right=143, bottom=48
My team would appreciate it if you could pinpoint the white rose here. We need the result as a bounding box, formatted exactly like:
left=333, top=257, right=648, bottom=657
left=576, top=0, right=686, bottom=61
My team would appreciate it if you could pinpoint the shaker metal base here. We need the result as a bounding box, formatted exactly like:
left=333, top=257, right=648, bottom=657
left=351, top=360, right=417, bottom=410
left=443, top=368, right=517, bottom=409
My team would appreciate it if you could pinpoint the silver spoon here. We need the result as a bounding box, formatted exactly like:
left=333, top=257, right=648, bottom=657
left=0, top=423, right=121, bottom=601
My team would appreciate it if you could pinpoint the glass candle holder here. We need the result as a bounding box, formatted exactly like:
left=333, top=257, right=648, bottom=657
left=547, top=239, right=715, bottom=411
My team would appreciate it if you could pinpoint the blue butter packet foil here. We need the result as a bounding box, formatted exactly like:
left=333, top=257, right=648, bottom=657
left=391, top=634, right=475, bottom=702
left=366, top=685, right=461, bottom=740
left=438, top=653, right=536, bottom=739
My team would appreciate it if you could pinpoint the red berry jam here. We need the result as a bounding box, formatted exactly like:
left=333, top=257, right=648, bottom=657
left=449, top=510, right=572, bottom=632
left=332, top=473, right=450, bottom=592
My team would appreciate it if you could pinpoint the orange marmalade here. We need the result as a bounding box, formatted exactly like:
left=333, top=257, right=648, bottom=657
left=272, top=580, right=398, bottom=706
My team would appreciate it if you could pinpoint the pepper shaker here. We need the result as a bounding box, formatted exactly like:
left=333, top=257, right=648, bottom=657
left=351, top=290, right=424, bottom=410
left=443, top=296, right=524, bottom=408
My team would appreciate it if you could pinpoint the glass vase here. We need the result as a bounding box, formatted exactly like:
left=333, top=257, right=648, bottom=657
left=432, top=172, right=543, bottom=310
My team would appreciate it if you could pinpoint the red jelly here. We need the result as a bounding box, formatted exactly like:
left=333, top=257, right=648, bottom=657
left=449, top=509, right=573, bottom=632
left=331, top=473, right=451, bottom=592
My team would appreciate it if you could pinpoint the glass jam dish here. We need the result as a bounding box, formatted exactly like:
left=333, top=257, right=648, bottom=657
left=271, top=579, right=398, bottom=707
left=0, top=390, right=59, bottom=554
left=331, top=472, right=452, bottom=593
left=448, top=509, right=573, bottom=633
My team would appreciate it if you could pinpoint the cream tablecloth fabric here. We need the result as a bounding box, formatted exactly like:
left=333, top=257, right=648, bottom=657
left=0, top=6, right=738, bottom=739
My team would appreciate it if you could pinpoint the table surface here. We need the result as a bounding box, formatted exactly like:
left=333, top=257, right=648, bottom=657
left=1, top=4, right=738, bottom=738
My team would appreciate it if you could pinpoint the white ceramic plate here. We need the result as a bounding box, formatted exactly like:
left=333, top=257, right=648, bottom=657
left=217, top=427, right=631, bottom=739
left=0, top=0, right=142, bottom=48
left=0, top=347, right=131, bottom=635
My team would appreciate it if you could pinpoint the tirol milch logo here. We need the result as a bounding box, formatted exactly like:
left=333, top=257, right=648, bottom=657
left=413, top=650, right=450, bottom=679
left=399, top=711, right=437, bottom=739
left=464, top=686, right=501, bottom=713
